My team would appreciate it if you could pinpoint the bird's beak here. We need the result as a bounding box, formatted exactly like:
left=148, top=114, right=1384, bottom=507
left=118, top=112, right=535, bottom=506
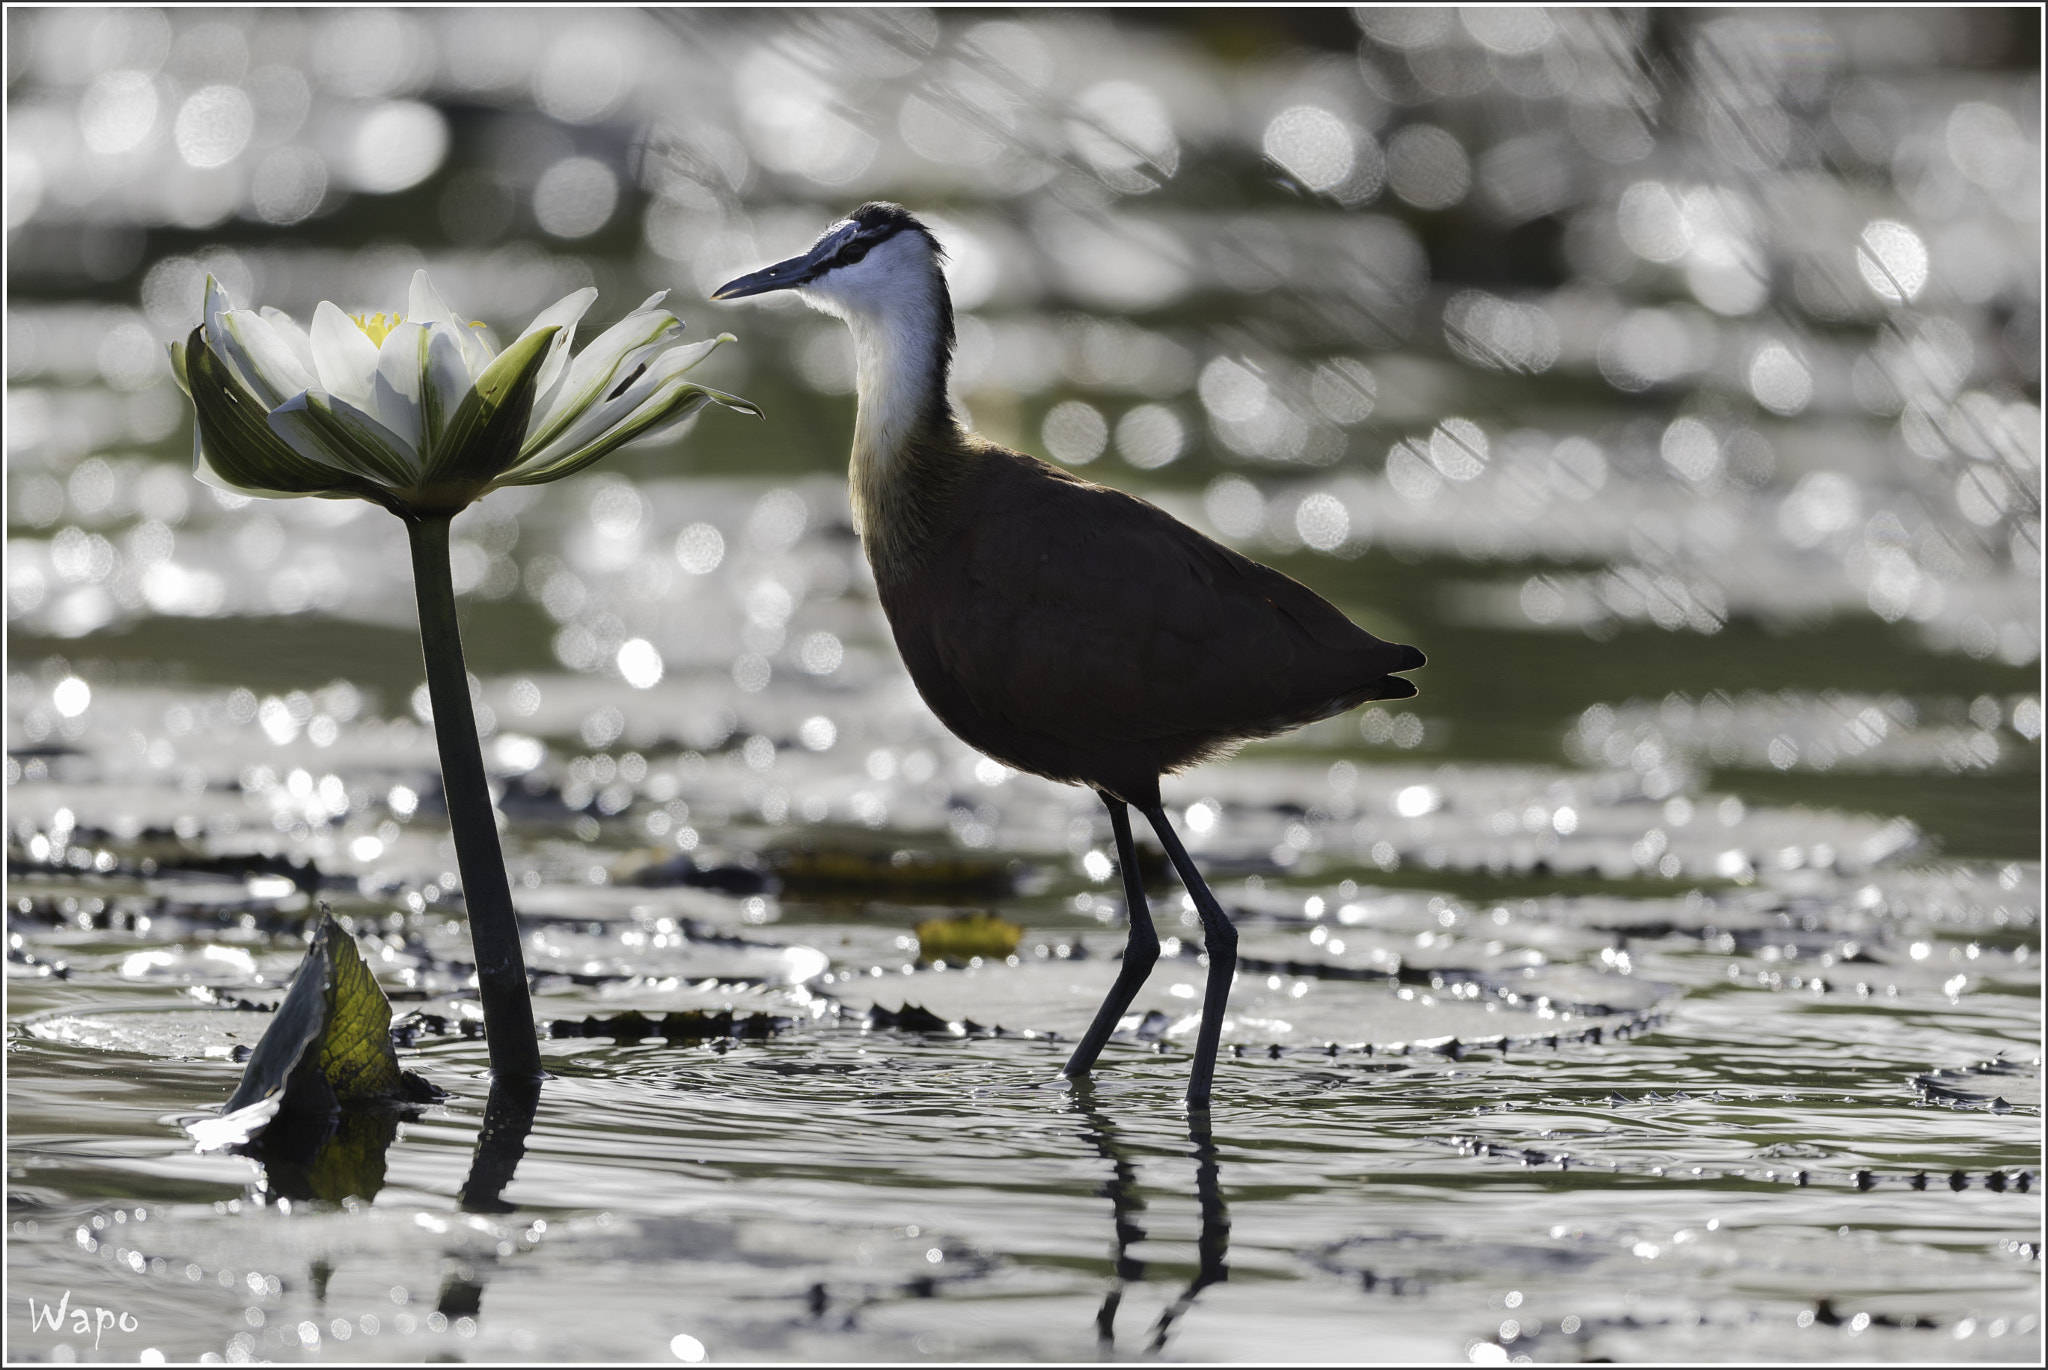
left=711, top=250, right=821, bottom=301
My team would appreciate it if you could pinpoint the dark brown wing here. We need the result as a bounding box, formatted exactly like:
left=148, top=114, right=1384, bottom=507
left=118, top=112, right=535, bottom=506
left=901, top=449, right=1422, bottom=761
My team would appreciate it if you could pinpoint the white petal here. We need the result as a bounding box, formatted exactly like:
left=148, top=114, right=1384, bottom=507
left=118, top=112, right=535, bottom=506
left=203, top=275, right=236, bottom=336
left=496, top=340, right=752, bottom=487
left=371, top=321, right=429, bottom=454
left=522, top=286, right=601, bottom=340
left=520, top=286, right=600, bottom=413
left=325, top=390, right=420, bottom=473
left=597, top=367, right=730, bottom=454
left=459, top=322, right=496, bottom=375
left=421, top=322, right=472, bottom=457
left=309, top=302, right=381, bottom=410
left=651, top=333, right=724, bottom=376
left=523, top=308, right=684, bottom=450
left=519, top=333, right=721, bottom=469
left=406, top=269, right=462, bottom=331
left=259, top=306, right=318, bottom=377
left=407, top=270, right=495, bottom=377
left=258, top=392, right=354, bottom=473
left=267, top=389, right=419, bottom=486
left=201, top=277, right=234, bottom=374
left=202, top=277, right=310, bottom=409
left=499, top=375, right=723, bottom=485
left=212, top=309, right=318, bottom=409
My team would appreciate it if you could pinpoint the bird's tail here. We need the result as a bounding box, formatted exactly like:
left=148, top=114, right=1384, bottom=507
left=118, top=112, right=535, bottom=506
left=1303, top=641, right=1425, bottom=723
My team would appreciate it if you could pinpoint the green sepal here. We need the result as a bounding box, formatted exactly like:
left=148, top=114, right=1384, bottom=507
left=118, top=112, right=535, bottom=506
left=496, top=384, right=762, bottom=489
left=269, top=390, right=420, bottom=490
left=423, top=324, right=560, bottom=492
left=519, top=311, right=685, bottom=458
left=168, top=339, right=190, bottom=396
left=186, top=328, right=394, bottom=508
left=690, top=383, right=764, bottom=423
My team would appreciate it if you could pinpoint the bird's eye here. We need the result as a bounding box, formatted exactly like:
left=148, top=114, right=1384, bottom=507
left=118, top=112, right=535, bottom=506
left=841, top=241, right=870, bottom=266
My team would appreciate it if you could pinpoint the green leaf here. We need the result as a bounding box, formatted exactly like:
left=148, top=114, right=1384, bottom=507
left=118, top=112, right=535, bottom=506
left=316, top=915, right=405, bottom=1102
left=422, top=323, right=559, bottom=495
left=186, top=330, right=399, bottom=511
left=222, top=911, right=409, bottom=1116
left=220, top=933, right=329, bottom=1116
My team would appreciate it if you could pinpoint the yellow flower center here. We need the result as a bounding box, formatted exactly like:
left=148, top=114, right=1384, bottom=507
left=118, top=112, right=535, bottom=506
left=350, top=311, right=491, bottom=344
left=350, top=311, right=404, bottom=346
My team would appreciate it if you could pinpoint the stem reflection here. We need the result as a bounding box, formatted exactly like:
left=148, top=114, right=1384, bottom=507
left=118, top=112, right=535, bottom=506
left=459, top=1074, right=543, bottom=1213
left=410, top=1075, right=547, bottom=1331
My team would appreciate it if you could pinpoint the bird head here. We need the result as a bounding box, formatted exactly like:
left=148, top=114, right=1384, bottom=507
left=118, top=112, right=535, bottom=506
left=712, top=202, right=947, bottom=322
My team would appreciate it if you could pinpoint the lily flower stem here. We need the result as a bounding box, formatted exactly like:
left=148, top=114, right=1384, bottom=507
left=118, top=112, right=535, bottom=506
left=405, top=513, right=543, bottom=1082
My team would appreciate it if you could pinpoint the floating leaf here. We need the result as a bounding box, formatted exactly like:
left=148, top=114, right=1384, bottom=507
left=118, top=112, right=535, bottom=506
left=617, top=850, right=775, bottom=894
left=183, top=912, right=436, bottom=1203
left=914, top=912, right=1023, bottom=964
left=1914, top=1057, right=2041, bottom=1113
left=864, top=1002, right=957, bottom=1034
left=212, top=912, right=429, bottom=1126
left=546, top=1008, right=787, bottom=1042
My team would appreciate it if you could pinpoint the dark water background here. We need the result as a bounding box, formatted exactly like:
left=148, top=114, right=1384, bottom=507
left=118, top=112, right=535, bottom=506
left=7, top=8, right=2040, bottom=1363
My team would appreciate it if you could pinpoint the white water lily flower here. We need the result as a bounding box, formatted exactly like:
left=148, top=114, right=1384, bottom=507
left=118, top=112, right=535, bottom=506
left=171, top=270, right=759, bottom=515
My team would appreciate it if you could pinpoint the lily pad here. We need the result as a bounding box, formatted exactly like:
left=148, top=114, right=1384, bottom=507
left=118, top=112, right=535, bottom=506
left=914, top=912, right=1023, bottom=964
left=843, top=953, right=1615, bottom=1049
left=546, top=1008, right=788, bottom=1042
left=769, top=844, right=1022, bottom=898
left=24, top=1007, right=269, bottom=1058
left=1913, top=1056, right=2041, bottom=1112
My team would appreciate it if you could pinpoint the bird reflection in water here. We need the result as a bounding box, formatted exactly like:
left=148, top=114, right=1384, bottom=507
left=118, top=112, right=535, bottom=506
left=1068, top=1081, right=1230, bottom=1353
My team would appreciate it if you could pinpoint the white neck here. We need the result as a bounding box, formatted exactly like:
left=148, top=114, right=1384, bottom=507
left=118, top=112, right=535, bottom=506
left=844, top=304, right=946, bottom=500
left=798, top=232, right=955, bottom=554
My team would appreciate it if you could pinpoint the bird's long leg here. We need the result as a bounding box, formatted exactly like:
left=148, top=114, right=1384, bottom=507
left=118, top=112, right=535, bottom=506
left=1061, top=795, right=1160, bottom=1081
left=1139, top=805, right=1237, bottom=1109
